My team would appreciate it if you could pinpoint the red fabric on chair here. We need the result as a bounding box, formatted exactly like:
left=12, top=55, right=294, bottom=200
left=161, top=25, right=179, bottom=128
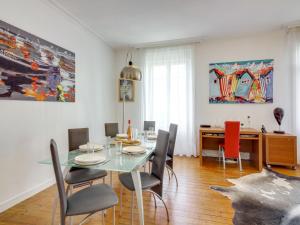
left=224, top=121, right=240, bottom=158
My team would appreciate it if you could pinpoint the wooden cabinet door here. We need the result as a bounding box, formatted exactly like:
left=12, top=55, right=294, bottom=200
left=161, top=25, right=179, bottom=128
left=266, top=135, right=296, bottom=166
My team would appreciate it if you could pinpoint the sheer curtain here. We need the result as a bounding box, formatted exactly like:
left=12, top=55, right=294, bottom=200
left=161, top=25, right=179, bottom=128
left=288, top=27, right=300, bottom=161
left=139, top=45, right=196, bottom=156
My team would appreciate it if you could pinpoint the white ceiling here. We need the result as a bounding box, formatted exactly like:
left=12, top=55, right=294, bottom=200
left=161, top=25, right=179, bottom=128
left=53, top=0, right=300, bottom=48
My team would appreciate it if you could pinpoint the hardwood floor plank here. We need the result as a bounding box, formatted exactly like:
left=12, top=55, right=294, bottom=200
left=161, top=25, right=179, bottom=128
left=0, top=156, right=299, bottom=225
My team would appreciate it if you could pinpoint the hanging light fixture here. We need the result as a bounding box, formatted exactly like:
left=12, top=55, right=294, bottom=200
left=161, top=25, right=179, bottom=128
left=119, top=50, right=142, bottom=132
left=120, top=51, right=142, bottom=81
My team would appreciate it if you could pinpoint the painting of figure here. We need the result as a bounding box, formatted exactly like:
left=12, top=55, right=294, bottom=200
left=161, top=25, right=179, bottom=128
left=209, top=59, right=273, bottom=104
left=0, top=20, right=75, bottom=102
left=118, top=79, right=135, bottom=102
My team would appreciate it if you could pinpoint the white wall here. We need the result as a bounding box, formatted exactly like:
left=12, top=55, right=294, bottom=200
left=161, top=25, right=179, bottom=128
left=0, top=0, right=116, bottom=212
left=114, top=30, right=293, bottom=153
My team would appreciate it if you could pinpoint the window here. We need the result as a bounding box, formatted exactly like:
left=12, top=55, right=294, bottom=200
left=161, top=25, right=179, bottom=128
left=142, top=45, right=196, bottom=156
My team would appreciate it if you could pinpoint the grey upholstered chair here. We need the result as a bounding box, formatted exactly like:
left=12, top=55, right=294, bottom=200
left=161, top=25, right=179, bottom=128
left=67, top=128, right=107, bottom=184
left=51, top=129, right=108, bottom=225
left=50, top=139, right=118, bottom=225
left=105, top=123, right=119, bottom=138
left=148, top=124, right=179, bottom=187
left=68, top=128, right=89, bottom=151
left=119, top=130, right=170, bottom=224
left=144, top=121, right=156, bottom=131
left=166, top=123, right=179, bottom=187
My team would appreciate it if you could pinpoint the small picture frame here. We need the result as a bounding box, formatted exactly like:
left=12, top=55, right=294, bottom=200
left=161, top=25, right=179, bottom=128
left=118, top=79, right=135, bottom=102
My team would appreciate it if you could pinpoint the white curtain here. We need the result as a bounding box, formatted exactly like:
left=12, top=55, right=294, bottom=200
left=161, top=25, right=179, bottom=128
left=138, top=45, right=196, bottom=157
left=288, top=27, right=300, bottom=161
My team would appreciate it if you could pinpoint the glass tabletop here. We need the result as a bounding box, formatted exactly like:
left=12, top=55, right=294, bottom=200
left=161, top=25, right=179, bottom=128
left=39, top=140, right=156, bottom=173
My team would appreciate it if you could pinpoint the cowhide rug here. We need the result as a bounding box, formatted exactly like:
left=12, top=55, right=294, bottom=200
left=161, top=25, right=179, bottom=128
left=211, top=169, right=300, bottom=225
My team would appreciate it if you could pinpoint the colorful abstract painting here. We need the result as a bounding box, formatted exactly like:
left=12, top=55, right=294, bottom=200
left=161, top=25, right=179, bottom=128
left=209, top=59, right=273, bottom=104
left=0, top=20, right=75, bottom=102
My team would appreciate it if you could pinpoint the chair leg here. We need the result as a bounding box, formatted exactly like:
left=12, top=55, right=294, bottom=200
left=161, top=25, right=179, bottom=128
left=77, top=213, right=95, bottom=225
left=166, top=165, right=178, bottom=188
left=69, top=186, right=73, bottom=225
left=218, top=145, right=221, bottom=162
left=131, top=192, right=134, bottom=225
left=145, top=190, right=169, bottom=222
left=148, top=162, right=151, bottom=173
left=66, top=185, right=70, bottom=196
left=171, top=168, right=179, bottom=189
left=153, top=192, right=169, bottom=222
left=166, top=167, right=171, bottom=181
left=112, top=206, right=115, bottom=225
left=238, top=153, right=243, bottom=171
left=119, top=185, right=123, bottom=216
left=110, top=171, right=113, bottom=186
left=102, top=211, right=105, bottom=225
left=152, top=192, right=157, bottom=208
left=222, top=150, right=226, bottom=169
left=51, top=194, right=59, bottom=225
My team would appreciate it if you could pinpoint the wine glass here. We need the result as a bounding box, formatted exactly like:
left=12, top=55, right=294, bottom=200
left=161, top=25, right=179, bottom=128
left=149, top=127, right=155, bottom=135
left=133, top=128, right=138, bottom=140
left=116, top=141, right=122, bottom=155
left=105, top=136, right=111, bottom=150
left=87, top=142, right=94, bottom=155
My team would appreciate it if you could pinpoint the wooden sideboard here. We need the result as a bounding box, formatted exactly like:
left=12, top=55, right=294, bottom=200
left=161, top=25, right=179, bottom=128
left=199, top=127, right=263, bottom=171
left=263, top=133, right=297, bottom=169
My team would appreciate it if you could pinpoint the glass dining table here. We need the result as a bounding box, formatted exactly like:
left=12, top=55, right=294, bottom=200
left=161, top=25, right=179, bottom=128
left=39, top=140, right=156, bottom=225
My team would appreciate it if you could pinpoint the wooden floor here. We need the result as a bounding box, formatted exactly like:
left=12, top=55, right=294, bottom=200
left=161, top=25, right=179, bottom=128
left=1, top=157, right=300, bottom=225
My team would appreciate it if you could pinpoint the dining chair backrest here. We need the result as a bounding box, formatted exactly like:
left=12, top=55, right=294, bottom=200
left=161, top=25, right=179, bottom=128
left=144, top=121, right=156, bottom=131
left=167, top=123, right=178, bottom=158
left=50, top=139, right=67, bottom=223
left=104, top=123, right=119, bottom=137
left=68, top=128, right=89, bottom=151
left=224, top=121, right=240, bottom=158
left=151, top=129, right=169, bottom=197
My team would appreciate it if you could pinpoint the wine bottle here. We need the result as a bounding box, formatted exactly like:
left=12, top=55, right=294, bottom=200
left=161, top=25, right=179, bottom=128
left=127, top=119, right=132, bottom=140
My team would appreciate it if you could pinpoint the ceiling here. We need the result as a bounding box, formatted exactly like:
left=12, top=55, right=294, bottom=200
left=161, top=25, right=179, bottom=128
left=53, top=0, right=300, bottom=48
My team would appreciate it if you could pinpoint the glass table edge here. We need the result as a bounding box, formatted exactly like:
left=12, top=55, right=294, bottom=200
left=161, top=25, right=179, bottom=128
left=38, top=146, right=155, bottom=173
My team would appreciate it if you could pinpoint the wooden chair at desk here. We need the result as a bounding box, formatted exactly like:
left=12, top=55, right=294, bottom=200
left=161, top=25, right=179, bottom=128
left=219, top=121, right=242, bottom=171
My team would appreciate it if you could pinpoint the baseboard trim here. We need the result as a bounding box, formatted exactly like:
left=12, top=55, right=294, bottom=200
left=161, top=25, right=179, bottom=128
left=0, top=178, right=55, bottom=213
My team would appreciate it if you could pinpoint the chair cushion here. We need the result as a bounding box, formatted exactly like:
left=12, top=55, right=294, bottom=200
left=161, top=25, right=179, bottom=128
left=65, top=168, right=107, bottom=185
left=119, top=172, right=160, bottom=191
left=66, top=184, right=118, bottom=216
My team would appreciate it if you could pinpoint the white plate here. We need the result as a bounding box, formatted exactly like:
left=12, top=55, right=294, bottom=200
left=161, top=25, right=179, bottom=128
left=147, top=135, right=157, bottom=140
left=122, top=146, right=146, bottom=154
left=79, top=143, right=104, bottom=151
left=74, top=154, right=106, bottom=165
left=74, top=160, right=103, bottom=166
left=116, top=133, right=128, bottom=138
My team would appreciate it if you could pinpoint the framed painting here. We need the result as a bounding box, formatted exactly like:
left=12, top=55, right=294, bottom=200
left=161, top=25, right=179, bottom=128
left=209, top=59, right=273, bottom=104
left=118, top=79, right=135, bottom=102
left=0, top=20, right=75, bottom=102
